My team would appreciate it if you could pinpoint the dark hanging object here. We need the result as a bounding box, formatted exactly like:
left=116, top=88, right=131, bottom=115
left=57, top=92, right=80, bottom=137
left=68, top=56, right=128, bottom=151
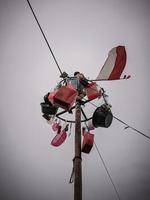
left=74, top=71, right=80, bottom=76
left=40, top=102, right=58, bottom=115
left=44, top=92, right=50, bottom=104
left=79, top=78, right=89, bottom=87
left=42, top=114, right=51, bottom=120
left=82, top=132, right=94, bottom=154
left=92, top=104, right=113, bottom=128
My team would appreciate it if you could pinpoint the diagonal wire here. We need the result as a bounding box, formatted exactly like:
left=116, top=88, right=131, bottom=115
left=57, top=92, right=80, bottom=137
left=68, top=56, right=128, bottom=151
left=82, top=118, right=121, bottom=199
left=113, top=116, right=150, bottom=140
left=26, top=0, right=63, bottom=76
left=88, top=101, right=150, bottom=140
left=94, top=142, right=121, bottom=200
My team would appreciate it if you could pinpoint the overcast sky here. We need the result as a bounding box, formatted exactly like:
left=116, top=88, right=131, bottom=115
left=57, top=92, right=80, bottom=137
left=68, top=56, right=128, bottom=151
left=0, top=0, right=150, bottom=200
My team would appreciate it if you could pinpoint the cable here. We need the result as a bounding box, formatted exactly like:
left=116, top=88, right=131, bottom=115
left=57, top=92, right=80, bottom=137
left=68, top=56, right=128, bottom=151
left=82, top=117, right=121, bottom=199
left=94, top=142, right=121, bottom=200
left=88, top=101, right=150, bottom=140
left=113, top=116, right=150, bottom=140
left=26, top=0, right=63, bottom=76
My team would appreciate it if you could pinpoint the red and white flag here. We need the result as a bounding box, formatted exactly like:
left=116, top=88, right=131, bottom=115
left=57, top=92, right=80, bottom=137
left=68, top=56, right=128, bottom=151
left=96, top=46, right=127, bottom=80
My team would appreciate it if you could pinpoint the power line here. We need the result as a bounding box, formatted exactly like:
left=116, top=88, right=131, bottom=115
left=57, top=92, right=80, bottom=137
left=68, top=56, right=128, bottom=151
left=88, top=101, right=150, bottom=140
left=26, top=0, right=63, bottom=76
left=82, top=119, right=121, bottom=200
left=94, top=142, right=121, bottom=200
left=113, top=116, right=150, bottom=140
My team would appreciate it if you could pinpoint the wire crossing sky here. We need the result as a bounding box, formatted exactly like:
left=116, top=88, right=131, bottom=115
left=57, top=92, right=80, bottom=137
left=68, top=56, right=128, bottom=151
left=88, top=101, right=150, bottom=140
left=26, top=0, right=63, bottom=76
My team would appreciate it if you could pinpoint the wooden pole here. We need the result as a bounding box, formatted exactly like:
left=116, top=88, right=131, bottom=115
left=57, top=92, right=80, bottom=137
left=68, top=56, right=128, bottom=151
left=74, top=102, right=82, bottom=200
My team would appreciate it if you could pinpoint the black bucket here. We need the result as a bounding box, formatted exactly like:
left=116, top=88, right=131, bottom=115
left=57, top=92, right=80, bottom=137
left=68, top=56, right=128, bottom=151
left=40, top=102, right=58, bottom=115
left=92, top=105, right=113, bottom=128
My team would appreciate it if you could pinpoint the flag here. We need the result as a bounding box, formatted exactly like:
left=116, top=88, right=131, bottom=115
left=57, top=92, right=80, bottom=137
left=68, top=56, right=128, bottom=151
left=96, top=46, right=127, bottom=80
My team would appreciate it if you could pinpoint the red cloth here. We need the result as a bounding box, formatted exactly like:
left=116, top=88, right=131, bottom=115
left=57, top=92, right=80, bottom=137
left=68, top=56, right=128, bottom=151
left=85, top=82, right=101, bottom=100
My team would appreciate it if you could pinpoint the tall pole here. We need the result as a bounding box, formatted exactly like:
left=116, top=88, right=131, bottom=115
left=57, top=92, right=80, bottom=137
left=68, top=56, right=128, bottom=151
left=74, top=102, right=82, bottom=200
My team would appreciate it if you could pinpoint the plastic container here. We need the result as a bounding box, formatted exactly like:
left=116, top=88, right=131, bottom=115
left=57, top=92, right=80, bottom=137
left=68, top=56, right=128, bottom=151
left=85, top=82, right=101, bottom=100
left=52, top=84, right=78, bottom=110
left=82, top=132, right=94, bottom=154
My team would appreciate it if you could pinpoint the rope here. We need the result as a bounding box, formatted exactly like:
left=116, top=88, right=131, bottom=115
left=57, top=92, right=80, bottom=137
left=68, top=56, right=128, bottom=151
left=94, top=142, right=121, bottom=200
left=69, top=165, right=74, bottom=184
left=88, top=101, right=150, bottom=140
left=26, top=0, right=63, bottom=76
left=82, top=119, right=121, bottom=199
left=113, top=116, right=150, bottom=140
left=69, top=156, right=82, bottom=184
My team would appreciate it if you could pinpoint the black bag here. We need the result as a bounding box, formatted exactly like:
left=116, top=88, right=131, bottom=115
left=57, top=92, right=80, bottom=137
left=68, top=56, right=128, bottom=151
left=40, top=102, right=58, bottom=115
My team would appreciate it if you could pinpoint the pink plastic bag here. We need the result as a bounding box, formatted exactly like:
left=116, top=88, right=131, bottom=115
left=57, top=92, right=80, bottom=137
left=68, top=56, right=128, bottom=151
left=52, top=121, right=60, bottom=132
left=51, top=130, right=67, bottom=147
left=85, top=82, right=101, bottom=100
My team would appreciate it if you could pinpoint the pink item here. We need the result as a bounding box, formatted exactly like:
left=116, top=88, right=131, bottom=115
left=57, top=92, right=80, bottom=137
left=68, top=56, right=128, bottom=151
left=57, top=125, right=62, bottom=134
left=82, top=131, right=94, bottom=154
left=52, top=121, right=60, bottom=132
left=51, top=130, right=67, bottom=147
left=48, top=91, right=57, bottom=105
left=85, top=82, right=101, bottom=100
left=49, top=84, right=78, bottom=110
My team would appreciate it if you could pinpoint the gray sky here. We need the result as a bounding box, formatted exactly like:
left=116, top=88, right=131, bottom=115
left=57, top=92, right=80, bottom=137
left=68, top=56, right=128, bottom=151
left=0, top=0, right=150, bottom=200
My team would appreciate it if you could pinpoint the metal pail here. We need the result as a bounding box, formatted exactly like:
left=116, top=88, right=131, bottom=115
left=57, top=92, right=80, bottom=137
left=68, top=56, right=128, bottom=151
left=92, top=105, right=113, bottom=128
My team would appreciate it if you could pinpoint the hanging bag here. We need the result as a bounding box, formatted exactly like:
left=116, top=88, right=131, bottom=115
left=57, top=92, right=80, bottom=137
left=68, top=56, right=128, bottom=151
left=85, top=82, right=101, bottom=100
left=51, top=129, right=67, bottom=147
left=52, top=120, right=60, bottom=132
left=82, top=131, right=94, bottom=154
